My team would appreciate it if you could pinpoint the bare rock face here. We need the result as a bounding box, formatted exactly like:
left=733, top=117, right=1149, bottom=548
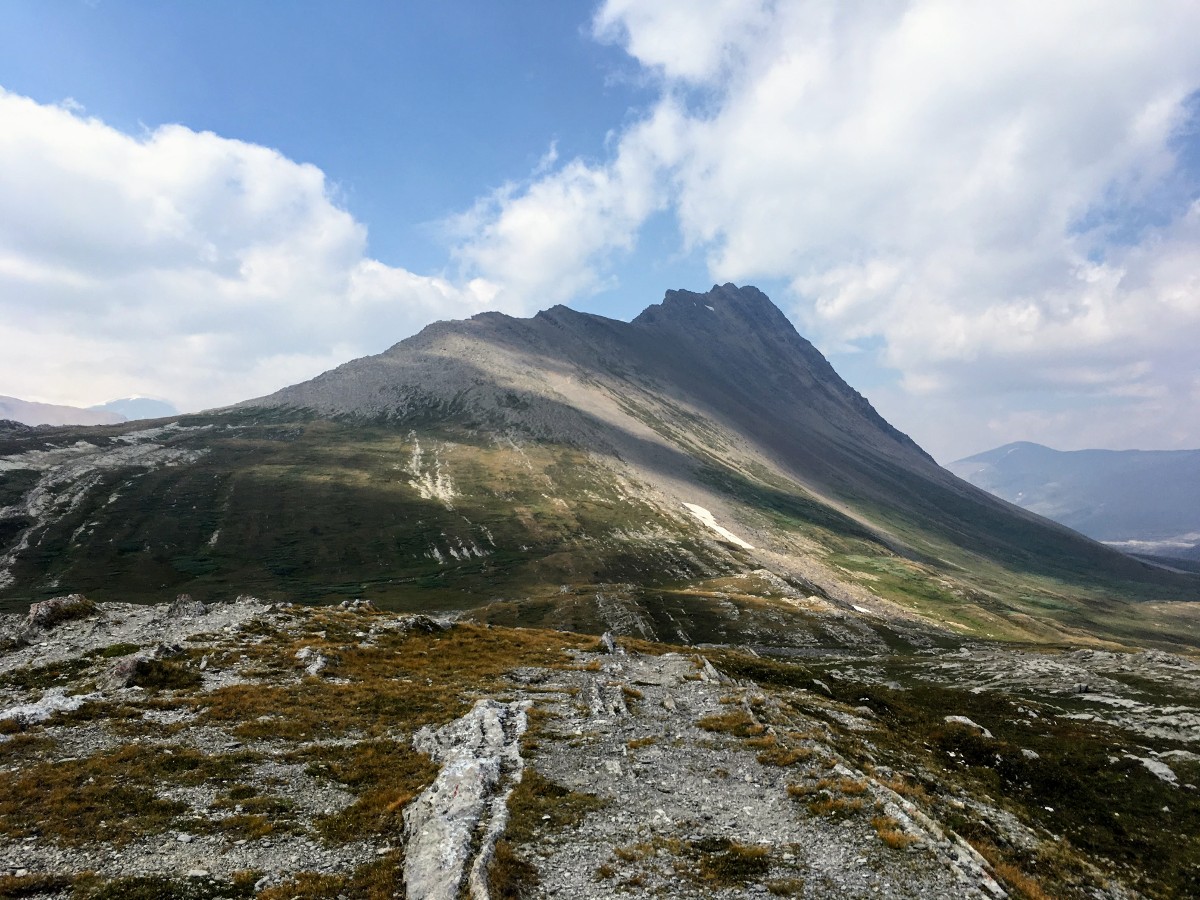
left=403, top=699, right=532, bottom=900
left=167, top=594, right=207, bottom=618
left=0, top=686, right=100, bottom=727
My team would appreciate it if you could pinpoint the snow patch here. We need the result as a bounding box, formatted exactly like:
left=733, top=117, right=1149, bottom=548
left=682, top=503, right=754, bottom=550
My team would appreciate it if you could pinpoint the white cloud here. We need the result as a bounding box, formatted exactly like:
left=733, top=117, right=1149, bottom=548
left=592, top=0, right=774, bottom=85
left=457, top=0, right=1200, bottom=458
left=449, top=103, right=684, bottom=307
left=0, top=89, right=506, bottom=411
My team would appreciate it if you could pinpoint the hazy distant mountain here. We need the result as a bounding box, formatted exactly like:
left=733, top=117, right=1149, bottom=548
left=0, top=395, right=125, bottom=427
left=948, top=442, right=1200, bottom=561
left=90, top=397, right=178, bottom=421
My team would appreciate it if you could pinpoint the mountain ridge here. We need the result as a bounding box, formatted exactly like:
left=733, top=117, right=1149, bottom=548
left=2, top=287, right=1199, bottom=899
left=2, top=284, right=1199, bottom=650
left=246, top=283, right=1175, bottom=594
left=0, top=395, right=125, bottom=428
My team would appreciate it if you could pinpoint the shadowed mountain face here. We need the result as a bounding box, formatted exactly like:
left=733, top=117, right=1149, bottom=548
left=2, top=285, right=1198, bottom=648
left=253, top=284, right=1178, bottom=591
left=949, top=442, right=1200, bottom=562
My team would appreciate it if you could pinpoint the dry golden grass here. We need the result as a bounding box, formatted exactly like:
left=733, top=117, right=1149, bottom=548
left=288, top=740, right=437, bottom=844
left=969, top=839, right=1054, bottom=900
left=748, top=735, right=814, bottom=767
left=502, top=769, right=607, bottom=845
left=258, top=850, right=404, bottom=900
left=877, top=773, right=930, bottom=802
left=808, top=795, right=866, bottom=816
left=697, top=708, right=767, bottom=738
left=199, top=622, right=590, bottom=742
left=0, top=873, right=72, bottom=897
left=614, top=843, right=654, bottom=863
left=488, top=839, right=541, bottom=899
left=870, top=815, right=918, bottom=850
left=0, top=744, right=256, bottom=846
left=819, top=775, right=869, bottom=795
left=626, top=735, right=658, bottom=750
left=696, top=841, right=771, bottom=885
left=767, top=877, right=806, bottom=896
left=487, top=767, right=606, bottom=897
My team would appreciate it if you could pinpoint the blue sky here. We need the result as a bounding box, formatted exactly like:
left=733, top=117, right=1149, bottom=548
left=1, top=1, right=1199, bottom=461
left=0, top=2, right=640, bottom=271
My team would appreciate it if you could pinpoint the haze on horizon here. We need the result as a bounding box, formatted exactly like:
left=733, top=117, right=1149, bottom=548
left=1, top=0, right=1199, bottom=463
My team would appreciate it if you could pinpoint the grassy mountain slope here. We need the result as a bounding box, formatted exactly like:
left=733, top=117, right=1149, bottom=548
left=2, top=285, right=1199, bottom=649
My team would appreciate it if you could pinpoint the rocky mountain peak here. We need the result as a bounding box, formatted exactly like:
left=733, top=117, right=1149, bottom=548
left=634, top=282, right=782, bottom=326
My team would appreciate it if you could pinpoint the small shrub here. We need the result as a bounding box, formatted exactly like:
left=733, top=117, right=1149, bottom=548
left=92, top=642, right=141, bottom=659
left=489, top=839, right=540, bottom=898
left=697, top=841, right=771, bottom=885
left=25, top=595, right=96, bottom=630
left=752, top=736, right=813, bottom=767
left=767, top=877, right=806, bottom=896
left=128, top=659, right=202, bottom=691
left=0, top=873, right=72, bottom=898
left=614, top=843, right=653, bottom=862
left=808, top=795, right=865, bottom=817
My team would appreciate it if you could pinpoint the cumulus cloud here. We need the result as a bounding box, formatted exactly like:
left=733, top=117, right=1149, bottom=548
left=0, top=89, right=505, bottom=411
left=456, top=0, right=1200, bottom=458
left=449, top=102, right=685, bottom=308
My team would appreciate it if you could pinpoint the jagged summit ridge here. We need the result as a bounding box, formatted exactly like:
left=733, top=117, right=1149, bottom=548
left=248, top=283, right=925, bottom=463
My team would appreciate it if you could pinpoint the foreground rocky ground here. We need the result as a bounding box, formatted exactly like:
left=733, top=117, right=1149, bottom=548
left=1, top=595, right=1198, bottom=898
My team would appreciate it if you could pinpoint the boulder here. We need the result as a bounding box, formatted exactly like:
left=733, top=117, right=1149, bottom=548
left=23, top=594, right=97, bottom=632
left=167, top=593, right=207, bottom=618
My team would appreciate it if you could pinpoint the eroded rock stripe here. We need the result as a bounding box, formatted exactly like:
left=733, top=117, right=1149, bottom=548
left=403, top=698, right=532, bottom=900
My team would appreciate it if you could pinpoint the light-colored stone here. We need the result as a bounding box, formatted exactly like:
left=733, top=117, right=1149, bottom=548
left=403, top=699, right=531, bottom=900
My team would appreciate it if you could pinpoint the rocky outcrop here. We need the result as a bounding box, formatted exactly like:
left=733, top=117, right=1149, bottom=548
left=22, top=594, right=96, bottom=633
left=403, top=699, right=532, bottom=900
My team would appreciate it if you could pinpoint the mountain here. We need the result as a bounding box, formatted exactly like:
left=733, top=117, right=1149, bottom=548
left=4, top=285, right=1199, bottom=899
left=0, top=395, right=126, bottom=427
left=1, top=284, right=1198, bottom=650
left=89, top=396, right=178, bottom=421
left=948, top=442, right=1200, bottom=562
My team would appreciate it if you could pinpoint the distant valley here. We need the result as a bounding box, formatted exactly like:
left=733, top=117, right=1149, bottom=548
left=949, top=442, right=1200, bottom=565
